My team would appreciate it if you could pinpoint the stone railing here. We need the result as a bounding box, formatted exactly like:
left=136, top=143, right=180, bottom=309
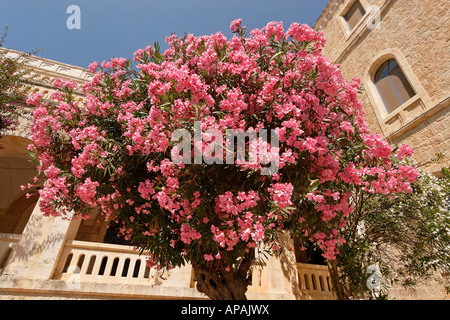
left=53, top=240, right=335, bottom=299
left=248, top=265, right=266, bottom=292
left=53, top=240, right=166, bottom=286
left=189, top=263, right=267, bottom=293
left=0, top=233, right=21, bottom=275
left=190, top=262, right=334, bottom=298
left=297, top=262, right=335, bottom=300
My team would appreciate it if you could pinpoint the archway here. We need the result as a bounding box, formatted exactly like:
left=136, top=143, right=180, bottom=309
left=0, top=135, right=38, bottom=234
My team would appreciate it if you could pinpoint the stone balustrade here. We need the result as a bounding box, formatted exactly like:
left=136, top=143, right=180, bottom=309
left=53, top=240, right=167, bottom=286
left=2, top=232, right=335, bottom=299
left=297, top=262, right=335, bottom=299
left=189, top=263, right=267, bottom=293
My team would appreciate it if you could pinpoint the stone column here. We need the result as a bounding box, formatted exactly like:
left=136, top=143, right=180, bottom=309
left=2, top=199, right=81, bottom=280
left=247, top=232, right=301, bottom=299
left=266, top=233, right=300, bottom=297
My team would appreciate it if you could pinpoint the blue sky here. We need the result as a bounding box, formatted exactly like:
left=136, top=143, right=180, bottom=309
left=0, top=0, right=329, bottom=69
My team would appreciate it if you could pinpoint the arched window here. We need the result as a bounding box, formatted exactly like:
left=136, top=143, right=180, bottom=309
left=374, top=59, right=415, bottom=114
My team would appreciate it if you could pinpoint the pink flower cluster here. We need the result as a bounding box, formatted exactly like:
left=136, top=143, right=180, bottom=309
left=268, top=183, right=294, bottom=209
left=75, top=177, right=99, bottom=207
left=52, top=78, right=78, bottom=90
left=180, top=223, right=202, bottom=244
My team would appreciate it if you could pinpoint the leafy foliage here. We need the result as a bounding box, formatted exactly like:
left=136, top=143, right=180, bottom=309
left=333, top=164, right=450, bottom=299
left=0, top=26, right=41, bottom=137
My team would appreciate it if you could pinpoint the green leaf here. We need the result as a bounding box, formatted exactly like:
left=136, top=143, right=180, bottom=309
left=310, top=179, right=320, bottom=191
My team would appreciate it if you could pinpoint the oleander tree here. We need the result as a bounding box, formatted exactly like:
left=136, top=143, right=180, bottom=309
left=0, top=27, right=30, bottom=137
left=331, top=164, right=450, bottom=300
left=26, top=20, right=420, bottom=300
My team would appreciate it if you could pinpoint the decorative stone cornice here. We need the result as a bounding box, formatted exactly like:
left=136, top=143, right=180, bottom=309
left=0, top=48, right=92, bottom=138
left=313, top=0, right=344, bottom=31
left=0, top=47, right=92, bottom=102
left=0, top=47, right=92, bottom=83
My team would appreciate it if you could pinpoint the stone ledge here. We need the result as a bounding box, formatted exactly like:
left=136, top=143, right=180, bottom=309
left=0, top=276, right=208, bottom=300
left=0, top=276, right=303, bottom=300
left=387, top=95, right=450, bottom=141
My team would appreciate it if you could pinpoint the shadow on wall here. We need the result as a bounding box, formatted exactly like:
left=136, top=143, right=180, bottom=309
left=0, top=135, right=66, bottom=271
left=276, top=233, right=301, bottom=298
left=0, top=135, right=40, bottom=236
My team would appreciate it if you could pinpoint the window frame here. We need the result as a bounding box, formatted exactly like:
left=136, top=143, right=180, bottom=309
left=343, top=0, right=367, bottom=31
left=364, top=49, right=432, bottom=137
left=373, top=58, right=416, bottom=114
left=338, top=0, right=371, bottom=41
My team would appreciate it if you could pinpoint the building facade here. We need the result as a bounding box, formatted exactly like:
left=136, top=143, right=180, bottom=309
left=0, top=0, right=449, bottom=300
left=315, top=0, right=449, bottom=175
left=313, top=0, right=449, bottom=299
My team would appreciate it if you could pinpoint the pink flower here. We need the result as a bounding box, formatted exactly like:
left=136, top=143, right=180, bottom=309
left=268, top=183, right=294, bottom=209
left=398, top=165, right=420, bottom=183
left=230, top=19, right=242, bottom=32
left=88, top=61, right=99, bottom=73
left=44, top=165, right=61, bottom=179
left=52, top=78, right=78, bottom=90
left=264, top=21, right=285, bottom=41
left=166, top=177, right=179, bottom=193
left=286, top=23, right=318, bottom=43
left=75, top=177, right=99, bottom=206
left=340, top=121, right=354, bottom=135
left=314, top=232, right=326, bottom=240
left=26, top=92, right=44, bottom=106
left=204, top=254, right=214, bottom=261
left=363, top=134, right=393, bottom=159
left=180, top=224, right=202, bottom=244
left=396, top=144, right=415, bottom=161
left=138, top=180, right=155, bottom=200
left=251, top=221, right=265, bottom=242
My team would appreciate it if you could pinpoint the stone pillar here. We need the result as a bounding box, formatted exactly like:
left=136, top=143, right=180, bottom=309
left=247, top=232, right=300, bottom=299
left=2, top=199, right=81, bottom=280
left=266, top=233, right=300, bottom=297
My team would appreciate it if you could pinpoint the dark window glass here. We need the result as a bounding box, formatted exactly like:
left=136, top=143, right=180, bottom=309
left=103, top=221, right=132, bottom=246
left=374, top=59, right=415, bottom=114
left=344, top=0, right=366, bottom=30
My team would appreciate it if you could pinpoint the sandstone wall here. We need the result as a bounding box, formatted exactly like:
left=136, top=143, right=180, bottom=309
left=316, top=0, right=450, bottom=173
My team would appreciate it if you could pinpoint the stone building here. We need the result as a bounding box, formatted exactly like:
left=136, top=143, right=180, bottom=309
left=0, top=0, right=448, bottom=300
left=313, top=0, right=449, bottom=299
left=315, top=0, right=449, bottom=175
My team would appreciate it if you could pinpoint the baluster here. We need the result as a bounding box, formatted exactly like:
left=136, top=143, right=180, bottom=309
left=304, top=273, right=310, bottom=290
left=319, top=275, right=324, bottom=291
left=121, top=258, right=130, bottom=277
left=85, top=255, right=97, bottom=275
left=311, top=274, right=317, bottom=290
left=62, top=253, right=73, bottom=273
left=110, top=257, right=120, bottom=276
left=131, top=259, right=140, bottom=278
left=97, top=256, right=109, bottom=276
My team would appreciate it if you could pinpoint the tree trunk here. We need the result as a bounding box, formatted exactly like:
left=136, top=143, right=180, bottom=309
left=326, top=259, right=351, bottom=300
left=193, top=252, right=253, bottom=300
